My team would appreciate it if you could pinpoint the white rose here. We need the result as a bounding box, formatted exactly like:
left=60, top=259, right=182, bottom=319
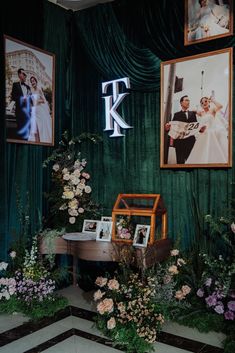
left=73, top=169, right=81, bottom=177
left=62, top=191, right=74, bottom=199
left=74, top=160, right=81, bottom=168
left=85, top=186, right=92, bottom=193
left=0, top=262, right=8, bottom=271
left=52, top=163, right=60, bottom=172
left=9, top=251, right=16, bottom=259
left=68, top=199, right=78, bottom=209
left=69, top=217, right=76, bottom=224
left=68, top=209, right=78, bottom=216
left=78, top=207, right=84, bottom=213
left=70, top=175, right=79, bottom=185
left=170, top=249, right=179, bottom=256
left=231, top=222, right=235, bottom=233
left=62, top=168, right=68, bottom=174
left=63, top=173, right=70, bottom=181
left=75, top=189, right=83, bottom=196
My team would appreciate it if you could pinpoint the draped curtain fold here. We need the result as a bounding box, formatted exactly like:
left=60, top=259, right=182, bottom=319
left=75, top=4, right=161, bottom=91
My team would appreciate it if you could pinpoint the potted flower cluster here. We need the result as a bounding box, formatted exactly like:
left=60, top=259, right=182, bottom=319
left=93, top=249, right=191, bottom=353
left=0, top=236, right=68, bottom=319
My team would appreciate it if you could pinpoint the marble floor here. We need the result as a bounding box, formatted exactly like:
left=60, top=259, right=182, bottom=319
left=0, top=285, right=225, bottom=353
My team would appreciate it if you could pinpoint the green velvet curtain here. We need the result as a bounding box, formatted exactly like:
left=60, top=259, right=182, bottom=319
left=71, top=1, right=235, bottom=248
left=0, top=0, right=44, bottom=259
left=1, top=0, right=234, bottom=260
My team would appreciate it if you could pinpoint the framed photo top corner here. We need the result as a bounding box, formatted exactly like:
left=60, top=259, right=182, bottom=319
left=184, top=0, right=233, bottom=46
left=160, top=47, right=233, bottom=169
left=4, top=34, right=55, bottom=146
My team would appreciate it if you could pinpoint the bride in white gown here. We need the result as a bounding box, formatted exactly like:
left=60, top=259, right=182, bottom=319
left=188, top=0, right=229, bottom=41
left=186, top=96, right=228, bottom=164
left=28, top=76, right=52, bottom=143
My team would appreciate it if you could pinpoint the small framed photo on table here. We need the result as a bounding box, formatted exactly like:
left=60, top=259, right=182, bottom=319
left=96, top=221, right=113, bottom=242
left=133, top=225, right=150, bottom=248
left=82, top=220, right=100, bottom=234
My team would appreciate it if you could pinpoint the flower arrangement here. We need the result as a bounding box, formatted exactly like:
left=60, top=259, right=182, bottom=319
left=115, top=216, right=134, bottom=240
left=43, top=131, right=101, bottom=232
left=196, top=253, right=235, bottom=321
left=0, top=261, right=16, bottom=301
left=94, top=249, right=190, bottom=353
left=0, top=236, right=68, bottom=319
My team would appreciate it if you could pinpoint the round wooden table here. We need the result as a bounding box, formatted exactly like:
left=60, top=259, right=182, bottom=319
left=40, top=235, right=171, bottom=285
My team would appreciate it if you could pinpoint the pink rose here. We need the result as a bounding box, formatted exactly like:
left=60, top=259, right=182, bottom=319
left=94, top=289, right=105, bottom=301
left=95, top=276, right=108, bottom=287
left=108, top=279, right=120, bottom=290
left=97, top=298, right=114, bottom=315
left=168, top=265, right=179, bottom=275
left=181, top=285, right=191, bottom=295
left=175, top=290, right=185, bottom=300
left=107, top=317, right=116, bottom=329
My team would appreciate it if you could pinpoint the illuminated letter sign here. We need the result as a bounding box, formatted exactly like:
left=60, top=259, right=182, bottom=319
left=102, top=77, right=132, bottom=137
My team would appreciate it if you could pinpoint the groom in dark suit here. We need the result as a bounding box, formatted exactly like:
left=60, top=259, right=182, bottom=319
left=11, top=68, right=32, bottom=140
left=172, top=95, right=197, bottom=164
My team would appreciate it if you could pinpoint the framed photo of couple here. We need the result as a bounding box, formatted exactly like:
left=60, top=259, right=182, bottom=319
left=133, top=225, right=150, bottom=248
left=184, top=0, right=233, bottom=46
left=160, top=47, right=233, bottom=168
left=4, top=35, right=55, bottom=145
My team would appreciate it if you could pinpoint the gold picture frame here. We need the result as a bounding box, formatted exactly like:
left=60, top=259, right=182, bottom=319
left=184, top=0, right=233, bottom=46
left=160, top=47, right=233, bottom=168
left=4, top=35, right=55, bottom=145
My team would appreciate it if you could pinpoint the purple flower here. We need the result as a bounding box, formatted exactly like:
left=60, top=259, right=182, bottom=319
left=205, top=295, right=217, bottom=307
left=205, top=278, right=212, bottom=287
left=227, top=301, right=235, bottom=312
left=214, top=304, right=224, bottom=314
left=224, top=311, right=235, bottom=320
left=197, top=288, right=204, bottom=298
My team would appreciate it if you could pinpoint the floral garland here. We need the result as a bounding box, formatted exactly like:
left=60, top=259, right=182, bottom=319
left=53, top=155, right=92, bottom=225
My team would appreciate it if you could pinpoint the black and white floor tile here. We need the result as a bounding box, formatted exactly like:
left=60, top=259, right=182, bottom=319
left=0, top=286, right=225, bottom=353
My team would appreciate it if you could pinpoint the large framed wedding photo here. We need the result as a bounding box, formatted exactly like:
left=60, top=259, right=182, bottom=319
left=4, top=35, right=55, bottom=145
left=185, top=0, right=233, bottom=45
left=160, top=47, right=232, bottom=169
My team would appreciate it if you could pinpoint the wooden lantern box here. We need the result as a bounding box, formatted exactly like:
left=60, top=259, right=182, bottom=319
left=111, top=194, right=167, bottom=245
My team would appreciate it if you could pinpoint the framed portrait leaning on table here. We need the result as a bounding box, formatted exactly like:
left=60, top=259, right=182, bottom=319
left=82, top=219, right=100, bottom=234
left=96, top=221, right=113, bottom=242
left=133, top=225, right=150, bottom=248
left=161, top=47, right=232, bottom=169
